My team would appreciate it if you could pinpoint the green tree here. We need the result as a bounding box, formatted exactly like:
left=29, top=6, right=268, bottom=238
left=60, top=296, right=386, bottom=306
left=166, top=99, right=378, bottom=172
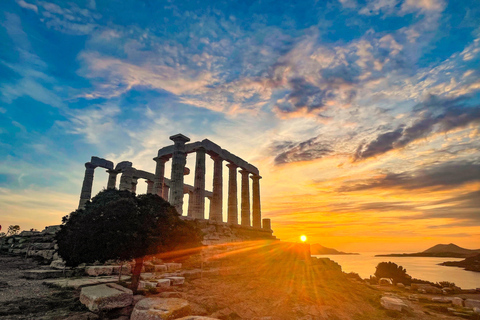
left=6, top=225, right=20, bottom=236
left=374, top=262, right=411, bottom=285
left=56, top=189, right=202, bottom=291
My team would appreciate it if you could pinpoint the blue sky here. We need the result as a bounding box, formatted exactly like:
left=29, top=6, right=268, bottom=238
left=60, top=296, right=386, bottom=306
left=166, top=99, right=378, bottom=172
left=1, top=0, right=479, bottom=251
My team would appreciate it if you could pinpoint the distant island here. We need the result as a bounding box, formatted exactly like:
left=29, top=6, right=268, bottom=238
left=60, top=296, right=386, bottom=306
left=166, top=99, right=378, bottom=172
left=440, top=253, right=480, bottom=272
left=376, top=243, right=480, bottom=258
left=310, top=244, right=359, bottom=255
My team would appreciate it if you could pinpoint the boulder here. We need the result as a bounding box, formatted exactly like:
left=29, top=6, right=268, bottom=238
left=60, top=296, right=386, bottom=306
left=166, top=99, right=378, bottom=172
left=465, top=299, right=480, bottom=309
left=130, top=298, right=191, bottom=320
left=411, top=283, right=442, bottom=294
left=396, top=283, right=405, bottom=288
left=378, top=278, right=393, bottom=285
left=50, top=260, right=66, bottom=269
left=80, top=283, right=133, bottom=312
left=85, top=266, right=114, bottom=276
left=452, top=297, right=463, bottom=307
left=380, top=296, right=409, bottom=312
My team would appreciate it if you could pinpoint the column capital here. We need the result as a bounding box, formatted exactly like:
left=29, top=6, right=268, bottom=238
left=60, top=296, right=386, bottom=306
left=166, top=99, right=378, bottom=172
left=85, top=162, right=96, bottom=170
left=250, top=174, right=262, bottom=180
left=239, top=169, right=250, bottom=175
left=210, top=154, right=223, bottom=162
left=153, top=155, right=170, bottom=163
left=106, top=169, right=120, bottom=174
left=226, top=163, right=238, bottom=169
left=169, top=133, right=190, bottom=143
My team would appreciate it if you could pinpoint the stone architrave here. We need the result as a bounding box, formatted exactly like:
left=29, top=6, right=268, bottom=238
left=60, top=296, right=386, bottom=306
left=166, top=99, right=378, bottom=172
left=192, top=148, right=206, bottom=219
left=79, top=162, right=97, bottom=209
left=226, top=163, right=238, bottom=225
left=251, top=175, right=262, bottom=228
left=153, top=156, right=169, bottom=199
left=106, top=170, right=119, bottom=189
left=119, top=168, right=134, bottom=191
left=169, top=134, right=190, bottom=215
left=210, top=154, right=223, bottom=222
left=240, top=169, right=251, bottom=227
left=146, top=180, right=154, bottom=194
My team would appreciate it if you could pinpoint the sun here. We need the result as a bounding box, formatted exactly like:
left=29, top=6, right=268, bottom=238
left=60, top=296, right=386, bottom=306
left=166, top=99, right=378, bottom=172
left=300, top=235, right=307, bottom=242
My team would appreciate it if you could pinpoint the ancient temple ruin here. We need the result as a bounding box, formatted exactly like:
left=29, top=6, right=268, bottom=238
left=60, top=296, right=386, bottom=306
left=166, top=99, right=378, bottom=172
left=78, top=134, right=272, bottom=231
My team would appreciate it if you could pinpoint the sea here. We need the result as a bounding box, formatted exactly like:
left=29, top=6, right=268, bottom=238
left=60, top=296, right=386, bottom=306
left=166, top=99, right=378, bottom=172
left=313, top=253, right=480, bottom=289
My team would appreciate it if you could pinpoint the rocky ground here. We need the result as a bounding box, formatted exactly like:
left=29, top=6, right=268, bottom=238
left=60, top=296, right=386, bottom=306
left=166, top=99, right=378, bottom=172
left=1, top=247, right=479, bottom=320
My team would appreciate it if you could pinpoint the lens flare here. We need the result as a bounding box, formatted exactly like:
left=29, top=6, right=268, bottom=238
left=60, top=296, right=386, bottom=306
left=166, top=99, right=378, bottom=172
left=300, top=235, right=307, bottom=242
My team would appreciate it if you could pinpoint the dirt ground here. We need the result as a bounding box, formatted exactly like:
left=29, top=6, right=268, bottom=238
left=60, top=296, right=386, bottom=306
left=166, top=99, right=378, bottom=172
left=0, top=247, right=478, bottom=320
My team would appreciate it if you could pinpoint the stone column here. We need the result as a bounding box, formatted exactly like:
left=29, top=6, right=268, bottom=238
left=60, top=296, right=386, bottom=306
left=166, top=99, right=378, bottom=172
left=119, top=168, right=134, bottom=191
left=240, top=169, right=251, bottom=227
left=131, top=177, right=138, bottom=193
left=187, top=190, right=195, bottom=217
left=210, top=154, right=223, bottom=222
left=251, top=175, right=262, bottom=229
left=169, top=134, right=190, bottom=215
left=146, top=180, right=154, bottom=194
left=262, top=218, right=271, bottom=230
left=153, top=156, right=168, bottom=199
left=106, top=170, right=119, bottom=189
left=226, top=163, right=238, bottom=225
left=78, top=162, right=96, bottom=209
left=192, top=148, right=206, bottom=219
left=163, top=184, right=170, bottom=201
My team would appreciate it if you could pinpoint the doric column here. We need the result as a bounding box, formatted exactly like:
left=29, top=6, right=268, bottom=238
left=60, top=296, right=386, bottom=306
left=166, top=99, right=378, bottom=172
left=240, top=169, right=251, bottom=227
left=131, top=177, right=138, bottom=193
left=119, top=168, right=134, bottom=191
left=146, top=180, right=154, bottom=194
left=187, top=190, right=195, bottom=217
left=192, top=148, right=206, bottom=219
left=251, top=175, right=262, bottom=228
left=153, top=156, right=169, bottom=199
left=78, top=162, right=96, bottom=209
left=106, top=170, right=119, bottom=189
left=163, top=184, right=170, bottom=201
left=169, top=134, right=190, bottom=215
left=226, top=163, right=238, bottom=225
left=210, top=154, right=223, bottom=222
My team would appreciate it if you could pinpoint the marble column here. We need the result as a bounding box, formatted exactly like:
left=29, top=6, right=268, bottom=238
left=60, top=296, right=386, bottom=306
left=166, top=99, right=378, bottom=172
left=240, top=169, right=251, bottom=227
left=169, top=134, right=190, bottom=214
left=210, top=154, right=223, bottom=222
left=163, top=184, right=170, bottom=201
left=146, top=180, right=154, bottom=194
left=78, top=162, right=96, bottom=209
left=187, top=190, right=195, bottom=217
left=106, top=170, right=119, bottom=189
left=153, top=156, right=168, bottom=199
left=119, top=168, right=134, bottom=191
left=226, top=163, right=238, bottom=225
left=131, top=177, right=138, bottom=193
left=192, top=148, right=206, bottom=219
left=251, top=175, right=262, bottom=229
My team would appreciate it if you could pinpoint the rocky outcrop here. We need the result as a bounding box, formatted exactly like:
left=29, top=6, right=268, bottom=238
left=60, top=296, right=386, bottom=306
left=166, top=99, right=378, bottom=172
left=380, top=296, right=409, bottom=312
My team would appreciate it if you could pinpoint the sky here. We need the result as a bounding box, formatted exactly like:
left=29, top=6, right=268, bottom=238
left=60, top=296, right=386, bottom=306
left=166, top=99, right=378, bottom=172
left=1, top=0, right=479, bottom=253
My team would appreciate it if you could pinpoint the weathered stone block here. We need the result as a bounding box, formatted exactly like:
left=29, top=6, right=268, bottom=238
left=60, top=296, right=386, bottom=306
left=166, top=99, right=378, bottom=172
left=380, top=296, right=409, bottom=312
left=130, top=298, right=191, bottom=320
left=156, top=279, right=171, bottom=288
left=165, top=263, right=182, bottom=271
left=50, top=260, right=66, bottom=269
left=24, top=269, right=65, bottom=280
left=80, top=283, right=133, bottom=312
left=465, top=299, right=480, bottom=309
left=138, top=281, right=158, bottom=290
left=166, top=276, right=184, bottom=286
left=85, top=266, right=114, bottom=276
left=112, top=264, right=132, bottom=275
left=33, top=242, right=54, bottom=250
left=177, top=317, right=220, bottom=320
left=452, top=297, right=463, bottom=307
left=154, top=265, right=168, bottom=273
left=140, top=273, right=155, bottom=280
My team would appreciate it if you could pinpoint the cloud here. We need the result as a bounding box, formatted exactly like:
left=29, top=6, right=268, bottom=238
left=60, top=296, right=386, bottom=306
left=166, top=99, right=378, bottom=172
left=16, top=0, right=38, bottom=13
left=339, top=160, right=480, bottom=192
left=401, top=0, right=445, bottom=13
left=271, top=137, right=332, bottom=165
left=354, top=95, right=480, bottom=161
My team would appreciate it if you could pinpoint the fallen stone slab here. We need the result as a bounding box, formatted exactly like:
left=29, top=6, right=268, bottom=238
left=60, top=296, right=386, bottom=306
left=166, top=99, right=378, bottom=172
left=380, top=296, right=409, bottom=312
left=156, top=279, right=171, bottom=288
left=177, top=317, right=220, bottom=320
left=24, top=269, right=69, bottom=280
left=165, top=263, right=182, bottom=271
left=43, top=276, right=130, bottom=289
left=154, top=265, right=168, bottom=273
left=166, top=276, right=185, bottom=286
left=50, top=260, right=67, bottom=269
left=112, top=264, right=132, bottom=275
left=130, top=298, right=191, bottom=320
left=138, top=280, right=158, bottom=290
left=465, top=299, right=480, bottom=309
left=80, top=283, right=133, bottom=312
left=431, top=297, right=454, bottom=303
left=140, top=273, right=156, bottom=280
left=85, top=266, right=114, bottom=276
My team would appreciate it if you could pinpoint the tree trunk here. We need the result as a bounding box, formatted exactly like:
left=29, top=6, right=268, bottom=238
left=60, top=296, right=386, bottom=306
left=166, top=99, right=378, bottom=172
left=131, top=257, right=144, bottom=293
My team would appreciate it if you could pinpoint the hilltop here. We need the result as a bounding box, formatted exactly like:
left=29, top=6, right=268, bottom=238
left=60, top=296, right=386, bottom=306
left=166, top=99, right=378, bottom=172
left=376, top=243, right=480, bottom=258
left=310, top=244, right=359, bottom=255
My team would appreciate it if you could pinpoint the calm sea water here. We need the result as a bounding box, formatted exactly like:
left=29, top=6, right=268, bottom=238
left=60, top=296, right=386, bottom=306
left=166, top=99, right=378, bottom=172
left=313, top=253, right=480, bottom=289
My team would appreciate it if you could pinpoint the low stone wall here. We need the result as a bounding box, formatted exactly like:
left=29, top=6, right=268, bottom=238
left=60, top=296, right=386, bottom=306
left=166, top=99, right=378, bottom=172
left=0, top=226, right=61, bottom=262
